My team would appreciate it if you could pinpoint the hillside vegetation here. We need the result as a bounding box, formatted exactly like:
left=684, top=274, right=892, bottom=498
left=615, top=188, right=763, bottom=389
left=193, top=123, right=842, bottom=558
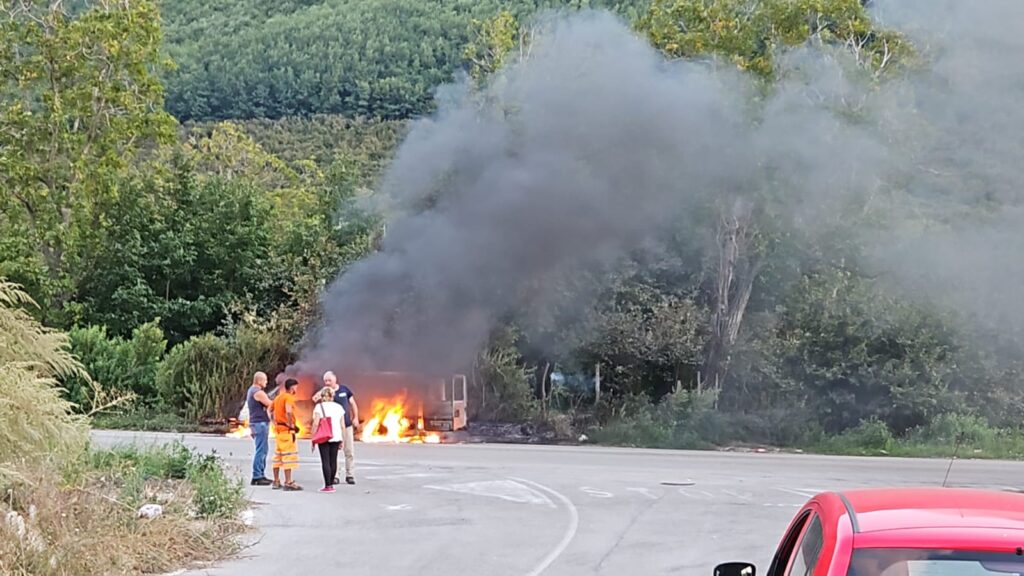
left=161, top=0, right=651, bottom=121
left=2, top=0, right=1023, bottom=461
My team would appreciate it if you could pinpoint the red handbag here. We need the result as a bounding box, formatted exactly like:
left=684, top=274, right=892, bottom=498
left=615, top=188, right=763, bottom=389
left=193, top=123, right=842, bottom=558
left=311, top=404, right=333, bottom=447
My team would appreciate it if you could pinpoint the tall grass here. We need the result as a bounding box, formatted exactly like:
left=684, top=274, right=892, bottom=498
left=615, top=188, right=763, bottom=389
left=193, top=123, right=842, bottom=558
left=0, top=281, right=89, bottom=469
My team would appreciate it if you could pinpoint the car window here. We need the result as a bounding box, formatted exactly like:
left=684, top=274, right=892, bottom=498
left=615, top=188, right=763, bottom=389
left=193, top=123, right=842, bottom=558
left=904, top=561, right=997, bottom=576
left=785, top=515, right=824, bottom=576
left=768, top=512, right=810, bottom=576
left=849, top=549, right=1024, bottom=576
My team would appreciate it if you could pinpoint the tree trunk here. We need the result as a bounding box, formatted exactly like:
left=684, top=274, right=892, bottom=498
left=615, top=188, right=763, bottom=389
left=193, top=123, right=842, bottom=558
left=703, top=201, right=764, bottom=402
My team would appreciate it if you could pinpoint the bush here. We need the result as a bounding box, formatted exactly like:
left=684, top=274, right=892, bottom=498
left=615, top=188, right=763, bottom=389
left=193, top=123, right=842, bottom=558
left=65, top=320, right=167, bottom=410
left=907, top=413, right=997, bottom=446
left=156, top=325, right=291, bottom=420
left=187, top=451, right=246, bottom=519
left=82, top=442, right=244, bottom=518
left=820, top=417, right=895, bottom=454
left=588, top=407, right=674, bottom=448
left=471, top=328, right=538, bottom=421
left=91, top=406, right=199, bottom=433
left=588, top=388, right=725, bottom=449
left=156, top=333, right=230, bottom=421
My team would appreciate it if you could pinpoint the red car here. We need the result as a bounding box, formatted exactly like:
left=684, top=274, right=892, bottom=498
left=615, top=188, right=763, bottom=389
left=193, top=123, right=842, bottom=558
left=716, top=487, right=1024, bottom=576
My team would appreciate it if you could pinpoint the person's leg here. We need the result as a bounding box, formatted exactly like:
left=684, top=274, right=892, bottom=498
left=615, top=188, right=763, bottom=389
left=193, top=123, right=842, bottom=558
left=271, top=428, right=284, bottom=488
left=343, top=425, right=355, bottom=483
left=318, top=442, right=332, bottom=488
left=329, top=442, right=340, bottom=484
left=251, top=422, right=269, bottom=482
left=280, top=432, right=302, bottom=490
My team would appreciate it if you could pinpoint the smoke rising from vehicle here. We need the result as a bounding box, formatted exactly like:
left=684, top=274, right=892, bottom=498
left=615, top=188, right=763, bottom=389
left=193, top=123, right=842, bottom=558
left=294, top=9, right=888, bottom=376
left=297, top=1, right=1024, bottom=377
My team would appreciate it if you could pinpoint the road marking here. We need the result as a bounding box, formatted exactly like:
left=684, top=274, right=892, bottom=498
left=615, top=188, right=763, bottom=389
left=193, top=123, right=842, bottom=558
left=366, top=472, right=444, bottom=480
left=626, top=487, right=659, bottom=500
left=580, top=487, right=614, bottom=498
left=511, top=477, right=579, bottom=576
left=774, top=487, right=821, bottom=499
left=678, top=488, right=714, bottom=500
left=722, top=489, right=753, bottom=501
left=424, top=480, right=555, bottom=507
left=384, top=504, right=411, bottom=511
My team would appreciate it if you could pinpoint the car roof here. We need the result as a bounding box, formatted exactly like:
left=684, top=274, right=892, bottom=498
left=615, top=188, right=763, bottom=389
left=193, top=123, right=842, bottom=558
left=830, top=487, right=1024, bottom=534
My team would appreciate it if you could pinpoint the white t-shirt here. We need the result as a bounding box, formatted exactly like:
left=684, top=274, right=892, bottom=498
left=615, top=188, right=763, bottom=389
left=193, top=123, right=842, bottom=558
left=313, top=401, right=346, bottom=443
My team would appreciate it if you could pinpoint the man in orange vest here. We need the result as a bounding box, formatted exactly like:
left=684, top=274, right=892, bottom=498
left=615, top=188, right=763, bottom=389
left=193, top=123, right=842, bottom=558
left=271, top=378, right=302, bottom=491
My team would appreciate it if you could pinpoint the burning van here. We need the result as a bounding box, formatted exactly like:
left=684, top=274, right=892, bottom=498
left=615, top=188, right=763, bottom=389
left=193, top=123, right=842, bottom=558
left=347, top=371, right=468, bottom=443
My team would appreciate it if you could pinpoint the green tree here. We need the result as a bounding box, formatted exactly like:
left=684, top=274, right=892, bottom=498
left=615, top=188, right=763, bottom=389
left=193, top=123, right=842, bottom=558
left=639, top=0, right=908, bottom=81
left=769, top=269, right=960, bottom=434
left=0, top=0, right=175, bottom=318
left=463, top=10, right=522, bottom=84
left=638, top=0, right=909, bottom=396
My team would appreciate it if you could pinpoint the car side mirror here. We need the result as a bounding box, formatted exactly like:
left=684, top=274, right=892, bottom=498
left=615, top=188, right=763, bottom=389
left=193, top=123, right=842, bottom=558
left=715, top=562, right=756, bottom=576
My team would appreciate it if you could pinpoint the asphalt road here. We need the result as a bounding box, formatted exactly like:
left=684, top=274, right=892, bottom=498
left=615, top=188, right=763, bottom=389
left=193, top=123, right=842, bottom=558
left=91, top=430, right=1024, bottom=576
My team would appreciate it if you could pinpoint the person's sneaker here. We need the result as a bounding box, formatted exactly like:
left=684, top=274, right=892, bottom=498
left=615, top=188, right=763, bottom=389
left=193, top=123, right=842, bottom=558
left=319, top=486, right=336, bottom=493
left=251, top=478, right=273, bottom=486
left=332, top=476, right=340, bottom=485
left=345, top=476, right=356, bottom=485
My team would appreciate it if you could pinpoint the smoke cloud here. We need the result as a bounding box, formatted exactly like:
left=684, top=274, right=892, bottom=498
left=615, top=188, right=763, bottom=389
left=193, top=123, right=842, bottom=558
left=862, top=0, right=1024, bottom=334
left=297, top=2, right=1024, bottom=376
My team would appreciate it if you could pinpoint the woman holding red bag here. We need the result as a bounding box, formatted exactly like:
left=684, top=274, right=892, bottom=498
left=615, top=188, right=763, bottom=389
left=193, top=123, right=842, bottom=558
left=311, top=387, right=346, bottom=493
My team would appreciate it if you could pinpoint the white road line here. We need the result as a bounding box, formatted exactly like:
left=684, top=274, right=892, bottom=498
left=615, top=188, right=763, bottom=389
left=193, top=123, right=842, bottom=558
left=722, top=489, right=752, bottom=501
left=580, top=486, right=614, bottom=498
left=424, top=480, right=555, bottom=507
left=774, top=487, right=820, bottom=499
left=511, top=477, right=580, bottom=576
left=366, top=472, right=444, bottom=480
left=678, top=488, right=715, bottom=500
left=626, top=487, right=659, bottom=500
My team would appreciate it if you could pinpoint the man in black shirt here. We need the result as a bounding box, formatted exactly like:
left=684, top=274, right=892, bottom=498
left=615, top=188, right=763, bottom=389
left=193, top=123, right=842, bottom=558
left=324, top=371, right=360, bottom=484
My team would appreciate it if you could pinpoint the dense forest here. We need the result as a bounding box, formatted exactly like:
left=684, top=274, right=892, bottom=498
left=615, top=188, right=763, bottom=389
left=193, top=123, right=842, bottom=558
left=161, top=0, right=651, bottom=120
left=3, top=0, right=1024, bottom=455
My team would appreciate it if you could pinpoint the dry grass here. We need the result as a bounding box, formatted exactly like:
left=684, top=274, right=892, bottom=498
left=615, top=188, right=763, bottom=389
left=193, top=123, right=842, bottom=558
left=0, top=448, right=248, bottom=576
left=0, top=280, right=248, bottom=575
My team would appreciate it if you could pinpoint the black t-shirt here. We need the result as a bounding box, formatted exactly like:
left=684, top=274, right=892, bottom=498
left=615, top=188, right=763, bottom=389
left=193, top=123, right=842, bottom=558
left=333, top=385, right=355, bottom=427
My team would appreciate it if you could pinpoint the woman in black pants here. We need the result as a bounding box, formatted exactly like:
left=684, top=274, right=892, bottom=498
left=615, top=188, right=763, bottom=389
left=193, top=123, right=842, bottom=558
left=311, top=387, right=345, bottom=493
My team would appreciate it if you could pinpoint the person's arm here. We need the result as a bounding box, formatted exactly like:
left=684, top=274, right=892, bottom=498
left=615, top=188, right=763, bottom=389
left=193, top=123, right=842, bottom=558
left=311, top=404, right=322, bottom=432
left=286, top=400, right=296, bottom=430
left=349, top=397, right=360, bottom=429
left=254, top=390, right=271, bottom=408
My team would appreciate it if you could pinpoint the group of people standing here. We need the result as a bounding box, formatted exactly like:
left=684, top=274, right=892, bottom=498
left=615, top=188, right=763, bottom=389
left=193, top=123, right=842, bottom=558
left=245, top=370, right=361, bottom=493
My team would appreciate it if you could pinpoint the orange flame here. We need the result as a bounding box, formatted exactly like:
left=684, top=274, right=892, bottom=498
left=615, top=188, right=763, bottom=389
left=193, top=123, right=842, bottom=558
left=361, top=395, right=441, bottom=444
left=225, top=421, right=251, bottom=438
